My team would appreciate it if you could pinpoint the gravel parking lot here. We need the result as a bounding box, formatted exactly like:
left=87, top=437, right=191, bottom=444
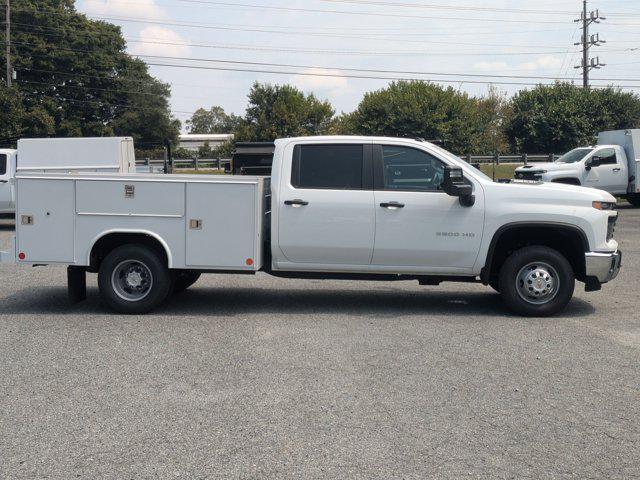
left=0, top=208, right=638, bottom=479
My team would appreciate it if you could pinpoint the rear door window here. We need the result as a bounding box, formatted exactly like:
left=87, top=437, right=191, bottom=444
left=292, top=144, right=364, bottom=190
left=0, top=154, right=7, bottom=175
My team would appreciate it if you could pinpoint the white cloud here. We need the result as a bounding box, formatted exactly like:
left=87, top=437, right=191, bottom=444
left=130, top=26, right=191, bottom=58
left=473, top=56, right=563, bottom=74
left=520, top=55, right=563, bottom=71
left=292, top=68, right=349, bottom=95
left=472, top=61, right=510, bottom=72
left=84, top=0, right=168, bottom=19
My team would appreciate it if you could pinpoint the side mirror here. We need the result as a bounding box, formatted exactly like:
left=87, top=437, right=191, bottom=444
left=442, top=166, right=475, bottom=207
left=586, top=156, right=601, bottom=170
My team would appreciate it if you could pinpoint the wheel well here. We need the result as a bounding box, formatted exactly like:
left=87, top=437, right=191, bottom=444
left=89, top=232, right=169, bottom=272
left=483, top=225, right=588, bottom=284
left=551, top=177, right=581, bottom=186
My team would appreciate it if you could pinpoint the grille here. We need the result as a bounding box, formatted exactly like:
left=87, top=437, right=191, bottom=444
left=515, top=170, right=542, bottom=181
left=607, top=215, right=618, bottom=241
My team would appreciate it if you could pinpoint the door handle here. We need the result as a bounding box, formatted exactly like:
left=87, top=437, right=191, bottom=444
left=380, top=202, right=405, bottom=209
left=613, top=168, right=621, bottom=172
left=284, top=199, right=309, bottom=207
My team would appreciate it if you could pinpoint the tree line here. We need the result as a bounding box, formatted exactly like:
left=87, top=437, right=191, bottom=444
left=186, top=81, right=640, bottom=158
left=0, top=0, right=179, bottom=150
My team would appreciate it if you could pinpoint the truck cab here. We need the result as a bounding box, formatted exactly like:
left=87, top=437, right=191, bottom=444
left=0, top=149, right=17, bottom=216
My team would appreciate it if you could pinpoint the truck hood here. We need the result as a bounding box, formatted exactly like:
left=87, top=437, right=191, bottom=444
left=493, top=179, right=616, bottom=204
left=514, top=162, right=571, bottom=173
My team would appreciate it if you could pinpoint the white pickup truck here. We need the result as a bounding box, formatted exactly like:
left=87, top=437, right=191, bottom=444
left=514, top=129, right=640, bottom=206
left=1, top=136, right=621, bottom=317
left=0, top=137, right=137, bottom=216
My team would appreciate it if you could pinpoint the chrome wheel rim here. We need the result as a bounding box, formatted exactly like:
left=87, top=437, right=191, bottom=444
left=516, top=262, right=560, bottom=305
left=111, top=260, right=153, bottom=302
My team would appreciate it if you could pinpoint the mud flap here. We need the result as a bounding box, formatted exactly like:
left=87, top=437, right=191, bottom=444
left=67, top=266, right=87, bottom=304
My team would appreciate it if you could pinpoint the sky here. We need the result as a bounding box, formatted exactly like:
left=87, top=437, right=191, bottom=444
left=75, top=0, right=640, bottom=131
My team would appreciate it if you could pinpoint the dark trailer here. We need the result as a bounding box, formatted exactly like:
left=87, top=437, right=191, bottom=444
left=226, top=142, right=275, bottom=175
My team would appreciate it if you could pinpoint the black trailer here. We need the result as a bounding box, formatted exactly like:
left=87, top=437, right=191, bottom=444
left=226, top=142, right=275, bottom=175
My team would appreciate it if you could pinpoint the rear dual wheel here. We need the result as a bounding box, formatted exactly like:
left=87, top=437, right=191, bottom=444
left=98, top=245, right=171, bottom=314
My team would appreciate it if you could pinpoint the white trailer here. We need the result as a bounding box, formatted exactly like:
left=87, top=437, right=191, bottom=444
left=1, top=136, right=622, bottom=317
left=0, top=137, right=137, bottom=215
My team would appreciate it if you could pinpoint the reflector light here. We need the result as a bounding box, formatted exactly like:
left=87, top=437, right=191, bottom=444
left=18, top=252, right=26, bottom=260
left=246, top=258, right=254, bottom=266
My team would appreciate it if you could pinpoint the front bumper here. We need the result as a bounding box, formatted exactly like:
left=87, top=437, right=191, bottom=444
left=585, top=250, right=622, bottom=284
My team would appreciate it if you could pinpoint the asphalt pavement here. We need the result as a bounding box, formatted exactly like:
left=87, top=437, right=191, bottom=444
left=0, top=208, right=638, bottom=479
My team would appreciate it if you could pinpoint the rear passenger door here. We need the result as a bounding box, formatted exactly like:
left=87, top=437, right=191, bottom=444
left=277, top=143, right=375, bottom=266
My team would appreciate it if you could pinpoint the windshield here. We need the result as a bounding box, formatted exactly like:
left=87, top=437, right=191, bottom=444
left=555, top=147, right=594, bottom=164
left=427, top=142, right=494, bottom=182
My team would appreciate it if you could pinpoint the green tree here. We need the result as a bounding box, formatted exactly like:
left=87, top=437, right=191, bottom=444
left=0, top=87, right=25, bottom=145
left=474, top=86, right=510, bottom=155
left=235, top=82, right=335, bottom=141
left=347, top=81, right=485, bottom=154
left=186, top=106, right=241, bottom=134
left=0, top=0, right=179, bottom=146
left=506, top=82, right=640, bottom=153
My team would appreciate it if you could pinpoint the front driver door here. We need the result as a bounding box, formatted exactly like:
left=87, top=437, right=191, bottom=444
left=372, top=144, right=484, bottom=273
left=278, top=143, right=375, bottom=266
left=585, top=148, right=625, bottom=193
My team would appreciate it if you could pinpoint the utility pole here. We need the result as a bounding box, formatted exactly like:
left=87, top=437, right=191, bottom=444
left=5, top=0, right=11, bottom=87
left=574, top=0, right=606, bottom=88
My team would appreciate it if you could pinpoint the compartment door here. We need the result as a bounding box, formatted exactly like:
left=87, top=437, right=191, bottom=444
left=185, top=183, right=257, bottom=268
left=17, top=179, right=75, bottom=263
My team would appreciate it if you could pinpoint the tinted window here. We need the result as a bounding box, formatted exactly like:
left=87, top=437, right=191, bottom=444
left=292, top=144, right=363, bottom=189
left=0, top=154, right=6, bottom=175
left=381, top=146, right=445, bottom=191
left=596, top=148, right=617, bottom=165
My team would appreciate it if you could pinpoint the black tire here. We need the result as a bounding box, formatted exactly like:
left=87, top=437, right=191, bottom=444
left=98, top=244, right=171, bottom=314
left=499, top=246, right=575, bottom=317
left=627, top=193, right=640, bottom=207
left=172, top=270, right=201, bottom=293
left=489, top=279, right=501, bottom=293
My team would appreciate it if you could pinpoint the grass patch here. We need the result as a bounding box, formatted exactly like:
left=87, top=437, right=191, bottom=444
left=172, top=169, right=226, bottom=175
left=479, top=163, right=518, bottom=180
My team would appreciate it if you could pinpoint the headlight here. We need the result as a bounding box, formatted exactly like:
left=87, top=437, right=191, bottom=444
left=592, top=201, right=617, bottom=210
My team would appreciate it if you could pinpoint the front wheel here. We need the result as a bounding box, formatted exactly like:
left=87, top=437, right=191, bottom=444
left=626, top=193, right=640, bottom=207
left=499, top=246, right=575, bottom=317
left=98, top=245, right=172, bottom=314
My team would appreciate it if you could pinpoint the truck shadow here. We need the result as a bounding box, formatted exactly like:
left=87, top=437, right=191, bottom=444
left=1, top=285, right=596, bottom=318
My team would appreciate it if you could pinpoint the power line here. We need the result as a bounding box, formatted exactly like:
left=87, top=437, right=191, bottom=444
left=143, top=60, right=640, bottom=89
left=9, top=1, right=573, bottom=25
left=321, top=0, right=640, bottom=17
left=9, top=42, right=640, bottom=86
left=7, top=38, right=582, bottom=58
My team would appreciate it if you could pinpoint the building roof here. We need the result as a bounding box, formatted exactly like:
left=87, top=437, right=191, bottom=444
left=179, top=134, right=234, bottom=142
